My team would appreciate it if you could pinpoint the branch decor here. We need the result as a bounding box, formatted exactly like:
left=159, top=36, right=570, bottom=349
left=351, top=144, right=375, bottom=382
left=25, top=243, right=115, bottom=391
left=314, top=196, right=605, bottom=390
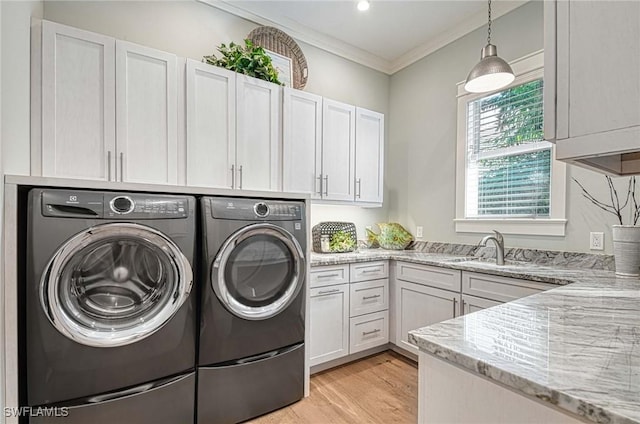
left=573, top=176, right=639, bottom=225
left=203, top=39, right=282, bottom=85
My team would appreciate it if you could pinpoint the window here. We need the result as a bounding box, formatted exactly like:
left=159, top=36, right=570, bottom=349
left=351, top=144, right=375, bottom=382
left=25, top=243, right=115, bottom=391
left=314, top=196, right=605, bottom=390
left=455, top=51, right=567, bottom=236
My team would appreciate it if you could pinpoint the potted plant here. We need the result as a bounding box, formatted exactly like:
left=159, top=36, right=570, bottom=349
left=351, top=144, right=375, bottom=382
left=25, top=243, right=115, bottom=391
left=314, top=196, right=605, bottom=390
left=574, top=176, right=640, bottom=277
left=203, top=39, right=282, bottom=85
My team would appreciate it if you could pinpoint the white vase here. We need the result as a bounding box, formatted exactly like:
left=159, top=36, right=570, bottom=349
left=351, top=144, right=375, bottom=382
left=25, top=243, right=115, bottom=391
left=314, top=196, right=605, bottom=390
left=612, top=225, right=640, bottom=277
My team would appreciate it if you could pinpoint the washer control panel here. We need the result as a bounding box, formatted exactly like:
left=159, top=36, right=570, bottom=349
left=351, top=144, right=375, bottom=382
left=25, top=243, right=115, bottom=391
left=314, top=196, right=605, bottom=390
left=41, top=190, right=190, bottom=219
left=106, top=195, right=189, bottom=219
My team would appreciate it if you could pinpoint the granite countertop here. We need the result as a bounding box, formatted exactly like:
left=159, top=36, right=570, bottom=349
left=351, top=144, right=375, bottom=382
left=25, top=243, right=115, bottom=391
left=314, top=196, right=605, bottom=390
left=310, top=249, right=613, bottom=286
left=312, top=249, right=639, bottom=423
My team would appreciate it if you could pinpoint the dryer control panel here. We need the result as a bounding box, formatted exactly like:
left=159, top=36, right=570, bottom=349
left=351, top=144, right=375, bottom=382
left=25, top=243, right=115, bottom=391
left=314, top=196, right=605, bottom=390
left=41, top=190, right=190, bottom=219
left=210, top=197, right=304, bottom=221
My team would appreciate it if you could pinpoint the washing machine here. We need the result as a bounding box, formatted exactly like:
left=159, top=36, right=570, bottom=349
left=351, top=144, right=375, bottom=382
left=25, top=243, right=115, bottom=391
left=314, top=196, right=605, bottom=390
left=198, top=196, right=307, bottom=424
left=25, top=188, right=197, bottom=423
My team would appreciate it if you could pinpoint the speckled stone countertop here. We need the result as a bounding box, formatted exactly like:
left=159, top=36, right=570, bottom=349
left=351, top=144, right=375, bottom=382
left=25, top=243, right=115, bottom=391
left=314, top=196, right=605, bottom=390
left=409, top=276, right=640, bottom=424
left=312, top=248, right=639, bottom=423
left=310, top=249, right=613, bottom=286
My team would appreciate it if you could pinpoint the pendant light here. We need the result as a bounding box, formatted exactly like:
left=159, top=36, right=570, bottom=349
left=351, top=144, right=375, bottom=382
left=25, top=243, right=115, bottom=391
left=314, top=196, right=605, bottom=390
left=464, top=0, right=515, bottom=93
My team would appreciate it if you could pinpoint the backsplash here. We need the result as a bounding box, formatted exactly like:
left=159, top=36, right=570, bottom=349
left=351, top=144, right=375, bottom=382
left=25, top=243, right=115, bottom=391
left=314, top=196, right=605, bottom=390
left=408, top=241, right=615, bottom=271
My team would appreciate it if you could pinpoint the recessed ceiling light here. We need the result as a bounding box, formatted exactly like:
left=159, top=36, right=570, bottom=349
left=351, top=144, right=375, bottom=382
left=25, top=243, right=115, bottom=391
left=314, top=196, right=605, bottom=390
left=357, top=0, right=370, bottom=12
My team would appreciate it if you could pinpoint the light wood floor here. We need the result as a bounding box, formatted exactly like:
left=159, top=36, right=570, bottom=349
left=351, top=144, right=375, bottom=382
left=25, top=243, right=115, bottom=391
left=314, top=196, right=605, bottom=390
left=248, top=351, right=418, bottom=424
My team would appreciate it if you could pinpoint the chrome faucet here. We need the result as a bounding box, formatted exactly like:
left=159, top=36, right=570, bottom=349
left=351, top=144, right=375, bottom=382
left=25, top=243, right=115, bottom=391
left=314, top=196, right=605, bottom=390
left=479, top=230, right=505, bottom=266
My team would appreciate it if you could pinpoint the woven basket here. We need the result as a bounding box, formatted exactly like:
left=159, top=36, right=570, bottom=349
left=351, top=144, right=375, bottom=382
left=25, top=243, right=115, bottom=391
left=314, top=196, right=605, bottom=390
left=247, top=26, right=308, bottom=89
left=312, top=222, right=357, bottom=253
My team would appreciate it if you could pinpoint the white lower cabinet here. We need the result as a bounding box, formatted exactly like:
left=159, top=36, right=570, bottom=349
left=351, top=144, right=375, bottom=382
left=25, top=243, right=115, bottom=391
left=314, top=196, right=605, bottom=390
left=396, top=281, right=458, bottom=355
left=310, top=262, right=389, bottom=369
left=394, top=261, right=461, bottom=355
left=311, top=261, right=556, bottom=367
left=309, top=284, right=350, bottom=367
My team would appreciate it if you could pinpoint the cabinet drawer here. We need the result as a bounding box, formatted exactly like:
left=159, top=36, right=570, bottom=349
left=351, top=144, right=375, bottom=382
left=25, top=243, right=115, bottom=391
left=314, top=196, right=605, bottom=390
left=395, top=261, right=461, bottom=292
left=350, top=279, right=388, bottom=317
left=349, top=311, right=389, bottom=354
left=350, top=261, right=388, bottom=282
left=462, top=272, right=553, bottom=303
left=310, top=264, right=350, bottom=288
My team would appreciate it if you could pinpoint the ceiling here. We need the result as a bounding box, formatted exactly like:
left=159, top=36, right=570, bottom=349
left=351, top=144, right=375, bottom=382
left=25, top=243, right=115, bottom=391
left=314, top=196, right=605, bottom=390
left=202, top=0, right=529, bottom=74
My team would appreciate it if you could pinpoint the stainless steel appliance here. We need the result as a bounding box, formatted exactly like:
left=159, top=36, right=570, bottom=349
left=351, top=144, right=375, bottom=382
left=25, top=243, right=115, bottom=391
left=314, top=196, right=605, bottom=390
left=197, top=196, right=306, bottom=424
left=25, top=189, right=196, bottom=423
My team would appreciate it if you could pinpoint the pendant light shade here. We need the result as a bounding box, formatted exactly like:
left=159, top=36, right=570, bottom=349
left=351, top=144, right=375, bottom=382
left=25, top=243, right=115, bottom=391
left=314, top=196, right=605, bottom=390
left=464, top=0, right=515, bottom=93
left=464, top=44, right=515, bottom=93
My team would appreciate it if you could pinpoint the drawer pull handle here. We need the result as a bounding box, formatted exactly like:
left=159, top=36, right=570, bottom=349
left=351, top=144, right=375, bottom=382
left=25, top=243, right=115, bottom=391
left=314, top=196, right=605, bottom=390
left=362, top=294, right=381, bottom=300
left=317, top=273, right=340, bottom=279
left=362, top=329, right=381, bottom=336
left=317, top=289, right=340, bottom=295
left=453, top=297, right=457, bottom=317
left=361, top=269, right=380, bottom=273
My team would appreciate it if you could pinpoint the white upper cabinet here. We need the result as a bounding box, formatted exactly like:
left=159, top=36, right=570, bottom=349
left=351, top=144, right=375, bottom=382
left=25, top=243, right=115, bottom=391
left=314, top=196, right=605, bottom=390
left=282, top=93, right=385, bottom=205
left=32, top=21, right=179, bottom=184
left=322, top=99, right=356, bottom=201
left=355, top=107, right=384, bottom=204
left=32, top=21, right=116, bottom=181
left=545, top=1, right=640, bottom=175
left=116, top=41, right=178, bottom=185
left=282, top=88, right=323, bottom=197
left=236, top=75, right=282, bottom=191
left=185, top=60, right=236, bottom=189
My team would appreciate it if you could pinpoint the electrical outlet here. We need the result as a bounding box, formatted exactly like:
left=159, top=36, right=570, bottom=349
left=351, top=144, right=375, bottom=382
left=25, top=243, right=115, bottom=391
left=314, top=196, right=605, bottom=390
left=416, top=226, right=424, bottom=238
left=590, top=232, right=604, bottom=250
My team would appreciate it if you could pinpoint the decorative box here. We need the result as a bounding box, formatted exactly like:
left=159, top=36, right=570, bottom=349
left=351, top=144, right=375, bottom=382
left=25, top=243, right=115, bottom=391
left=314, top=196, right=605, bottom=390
left=312, top=222, right=357, bottom=253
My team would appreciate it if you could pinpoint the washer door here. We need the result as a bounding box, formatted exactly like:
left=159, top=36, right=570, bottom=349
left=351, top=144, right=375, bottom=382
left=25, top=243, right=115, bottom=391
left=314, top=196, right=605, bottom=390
left=212, top=223, right=305, bottom=320
left=41, top=222, right=193, bottom=348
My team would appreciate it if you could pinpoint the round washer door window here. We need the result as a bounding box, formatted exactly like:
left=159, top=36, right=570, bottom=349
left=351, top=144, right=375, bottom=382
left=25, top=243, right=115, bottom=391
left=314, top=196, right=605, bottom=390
left=41, top=223, right=193, bottom=347
left=212, top=223, right=305, bottom=320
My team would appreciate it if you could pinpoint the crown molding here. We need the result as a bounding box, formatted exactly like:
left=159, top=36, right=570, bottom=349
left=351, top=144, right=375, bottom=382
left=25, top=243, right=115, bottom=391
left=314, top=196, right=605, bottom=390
left=198, top=0, right=529, bottom=75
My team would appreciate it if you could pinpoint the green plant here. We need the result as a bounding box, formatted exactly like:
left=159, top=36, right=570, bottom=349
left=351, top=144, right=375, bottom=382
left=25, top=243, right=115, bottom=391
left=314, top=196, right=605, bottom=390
left=329, top=231, right=356, bottom=252
left=203, top=39, right=282, bottom=85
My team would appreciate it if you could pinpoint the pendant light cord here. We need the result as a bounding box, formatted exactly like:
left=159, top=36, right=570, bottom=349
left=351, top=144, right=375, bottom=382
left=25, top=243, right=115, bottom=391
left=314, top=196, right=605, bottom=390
left=487, top=0, right=492, bottom=44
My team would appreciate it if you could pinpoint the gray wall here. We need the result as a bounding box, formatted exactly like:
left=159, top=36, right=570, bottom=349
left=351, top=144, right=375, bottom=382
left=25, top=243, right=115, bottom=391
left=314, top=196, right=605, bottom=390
left=42, top=0, right=391, bottom=239
left=388, top=1, right=620, bottom=254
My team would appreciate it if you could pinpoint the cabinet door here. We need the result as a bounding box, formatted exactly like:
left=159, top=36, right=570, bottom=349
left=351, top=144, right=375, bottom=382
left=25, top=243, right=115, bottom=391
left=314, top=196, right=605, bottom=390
left=309, top=285, right=350, bottom=367
left=355, top=107, right=384, bottom=204
left=461, top=294, right=501, bottom=315
left=322, top=99, right=356, bottom=201
left=282, top=88, right=322, bottom=196
left=565, top=1, right=640, bottom=140
left=236, top=75, right=281, bottom=191
left=397, top=281, right=457, bottom=354
left=185, top=60, right=236, bottom=188
left=38, top=21, right=116, bottom=180
left=116, top=41, right=178, bottom=185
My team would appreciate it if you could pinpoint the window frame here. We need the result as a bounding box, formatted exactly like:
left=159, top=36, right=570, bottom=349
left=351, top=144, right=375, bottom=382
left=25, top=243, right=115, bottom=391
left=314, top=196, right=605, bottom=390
left=454, top=50, right=567, bottom=236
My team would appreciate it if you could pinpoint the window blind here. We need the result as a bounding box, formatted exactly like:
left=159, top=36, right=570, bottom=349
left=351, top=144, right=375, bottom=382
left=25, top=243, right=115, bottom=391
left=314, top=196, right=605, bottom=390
left=466, top=79, right=551, bottom=218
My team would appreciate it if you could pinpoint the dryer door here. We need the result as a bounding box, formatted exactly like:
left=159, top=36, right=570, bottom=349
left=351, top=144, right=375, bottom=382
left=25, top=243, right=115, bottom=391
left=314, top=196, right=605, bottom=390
left=41, top=223, right=193, bottom=347
left=212, top=223, right=305, bottom=320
